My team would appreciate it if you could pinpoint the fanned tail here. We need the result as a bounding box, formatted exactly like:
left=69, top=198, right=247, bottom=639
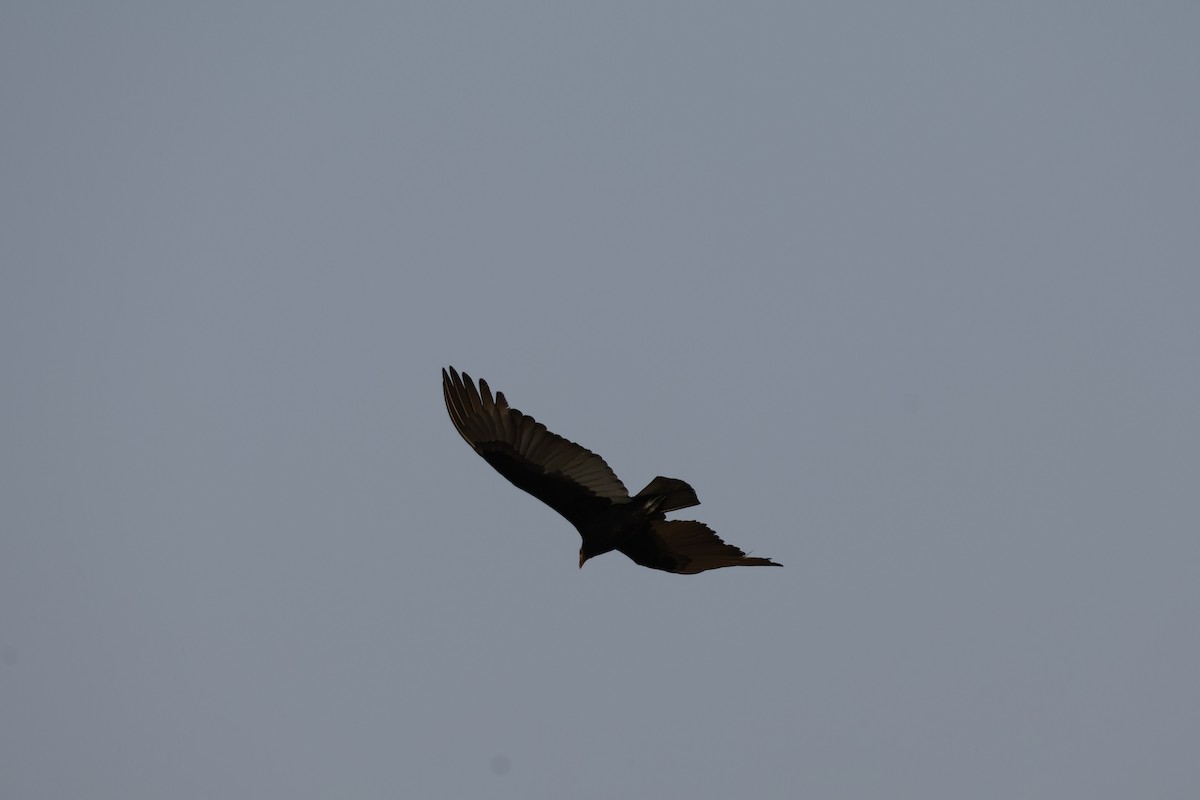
left=636, top=476, right=699, bottom=512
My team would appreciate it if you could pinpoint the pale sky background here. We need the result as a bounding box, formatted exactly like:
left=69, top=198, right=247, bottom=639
left=3, top=3, right=1198, bottom=798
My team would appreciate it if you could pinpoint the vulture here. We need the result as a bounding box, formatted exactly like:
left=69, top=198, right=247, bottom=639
left=442, top=366, right=781, bottom=574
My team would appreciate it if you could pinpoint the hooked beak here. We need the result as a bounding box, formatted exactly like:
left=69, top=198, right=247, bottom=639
left=579, top=551, right=586, bottom=569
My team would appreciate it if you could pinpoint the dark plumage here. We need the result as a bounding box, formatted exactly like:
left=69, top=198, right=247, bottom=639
left=442, top=366, right=781, bottom=574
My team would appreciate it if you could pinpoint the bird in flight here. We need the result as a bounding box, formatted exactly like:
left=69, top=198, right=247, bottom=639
left=442, top=366, right=781, bottom=574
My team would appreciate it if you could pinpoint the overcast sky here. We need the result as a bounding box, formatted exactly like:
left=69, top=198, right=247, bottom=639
left=3, top=2, right=1198, bottom=798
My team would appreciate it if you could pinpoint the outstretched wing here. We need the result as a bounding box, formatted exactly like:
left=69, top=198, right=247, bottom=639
left=443, top=367, right=629, bottom=525
left=617, top=520, right=782, bottom=574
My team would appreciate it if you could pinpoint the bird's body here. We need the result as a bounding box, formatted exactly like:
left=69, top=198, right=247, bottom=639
left=442, top=366, right=780, bottom=574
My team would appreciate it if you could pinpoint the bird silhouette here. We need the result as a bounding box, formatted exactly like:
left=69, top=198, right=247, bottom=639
left=442, top=367, right=781, bottom=574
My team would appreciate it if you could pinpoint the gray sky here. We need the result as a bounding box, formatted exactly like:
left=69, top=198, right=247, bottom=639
left=3, top=2, right=1198, bottom=798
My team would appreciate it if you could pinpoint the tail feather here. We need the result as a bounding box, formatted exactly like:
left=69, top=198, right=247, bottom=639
left=636, top=475, right=699, bottom=512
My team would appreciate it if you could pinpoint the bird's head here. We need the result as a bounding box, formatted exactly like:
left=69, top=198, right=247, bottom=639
left=578, top=542, right=605, bottom=569
left=579, top=536, right=616, bottom=569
